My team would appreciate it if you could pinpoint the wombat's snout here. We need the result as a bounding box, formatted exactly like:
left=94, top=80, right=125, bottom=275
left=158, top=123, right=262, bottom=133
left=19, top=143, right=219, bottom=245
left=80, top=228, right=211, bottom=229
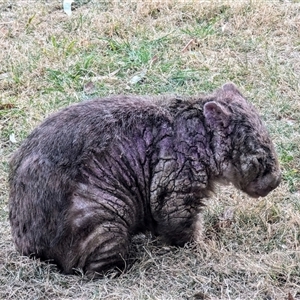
left=244, top=171, right=281, bottom=198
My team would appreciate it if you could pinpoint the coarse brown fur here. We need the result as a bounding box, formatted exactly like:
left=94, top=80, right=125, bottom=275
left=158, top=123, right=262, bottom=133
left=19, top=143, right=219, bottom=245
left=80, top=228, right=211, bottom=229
left=8, top=83, right=281, bottom=278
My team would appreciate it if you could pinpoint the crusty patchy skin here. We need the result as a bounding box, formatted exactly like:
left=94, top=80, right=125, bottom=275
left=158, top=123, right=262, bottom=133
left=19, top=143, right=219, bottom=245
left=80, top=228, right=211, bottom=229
left=9, top=83, right=281, bottom=277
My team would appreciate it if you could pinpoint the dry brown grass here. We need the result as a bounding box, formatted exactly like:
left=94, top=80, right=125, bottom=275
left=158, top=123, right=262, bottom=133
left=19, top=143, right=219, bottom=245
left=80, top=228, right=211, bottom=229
left=1, top=1, right=300, bottom=299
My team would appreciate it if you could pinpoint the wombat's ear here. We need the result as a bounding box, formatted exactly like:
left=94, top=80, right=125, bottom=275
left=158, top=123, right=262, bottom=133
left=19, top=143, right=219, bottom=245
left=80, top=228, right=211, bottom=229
left=221, top=82, right=243, bottom=98
left=222, top=82, right=238, bottom=92
left=203, top=101, right=231, bottom=129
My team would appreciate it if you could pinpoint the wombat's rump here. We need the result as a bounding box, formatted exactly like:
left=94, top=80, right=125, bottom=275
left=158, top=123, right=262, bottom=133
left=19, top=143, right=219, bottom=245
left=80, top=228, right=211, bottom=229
left=9, top=83, right=281, bottom=277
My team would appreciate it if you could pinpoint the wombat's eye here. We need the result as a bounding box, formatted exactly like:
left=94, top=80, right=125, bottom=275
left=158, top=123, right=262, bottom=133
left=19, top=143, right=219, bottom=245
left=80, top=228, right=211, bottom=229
left=256, top=157, right=263, bottom=164
left=256, top=157, right=270, bottom=177
left=261, top=168, right=270, bottom=177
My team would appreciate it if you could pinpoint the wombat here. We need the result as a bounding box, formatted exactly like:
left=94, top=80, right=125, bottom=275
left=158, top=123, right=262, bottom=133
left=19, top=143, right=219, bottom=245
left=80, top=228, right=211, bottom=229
left=9, top=83, right=281, bottom=277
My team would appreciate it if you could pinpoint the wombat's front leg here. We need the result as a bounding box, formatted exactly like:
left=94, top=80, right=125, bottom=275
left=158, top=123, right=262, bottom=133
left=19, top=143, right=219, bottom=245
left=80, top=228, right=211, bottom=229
left=151, top=192, right=203, bottom=246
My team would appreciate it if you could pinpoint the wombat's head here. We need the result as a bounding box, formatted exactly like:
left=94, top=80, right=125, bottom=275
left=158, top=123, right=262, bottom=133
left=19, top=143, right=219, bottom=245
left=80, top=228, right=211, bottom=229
left=204, top=83, right=281, bottom=198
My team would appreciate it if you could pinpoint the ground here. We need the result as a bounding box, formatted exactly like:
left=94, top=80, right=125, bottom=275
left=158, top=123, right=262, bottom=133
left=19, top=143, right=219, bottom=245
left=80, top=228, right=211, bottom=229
left=0, top=1, right=300, bottom=299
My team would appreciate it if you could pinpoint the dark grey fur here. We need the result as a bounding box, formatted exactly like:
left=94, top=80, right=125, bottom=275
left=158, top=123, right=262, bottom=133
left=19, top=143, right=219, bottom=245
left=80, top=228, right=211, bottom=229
left=9, top=83, right=281, bottom=277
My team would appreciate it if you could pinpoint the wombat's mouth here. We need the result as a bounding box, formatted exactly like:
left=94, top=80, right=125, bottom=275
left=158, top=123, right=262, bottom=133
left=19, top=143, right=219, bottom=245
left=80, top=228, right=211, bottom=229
left=244, top=188, right=272, bottom=198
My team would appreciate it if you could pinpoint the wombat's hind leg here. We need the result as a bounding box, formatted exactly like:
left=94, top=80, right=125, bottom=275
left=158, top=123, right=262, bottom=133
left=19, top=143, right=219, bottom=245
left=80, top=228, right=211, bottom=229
left=67, top=189, right=134, bottom=278
left=82, top=231, right=131, bottom=279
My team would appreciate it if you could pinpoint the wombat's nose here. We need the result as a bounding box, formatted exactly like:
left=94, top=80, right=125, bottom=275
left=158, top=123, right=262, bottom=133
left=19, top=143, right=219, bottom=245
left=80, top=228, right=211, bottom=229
left=244, top=171, right=281, bottom=198
left=272, top=173, right=281, bottom=189
left=257, top=172, right=281, bottom=197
